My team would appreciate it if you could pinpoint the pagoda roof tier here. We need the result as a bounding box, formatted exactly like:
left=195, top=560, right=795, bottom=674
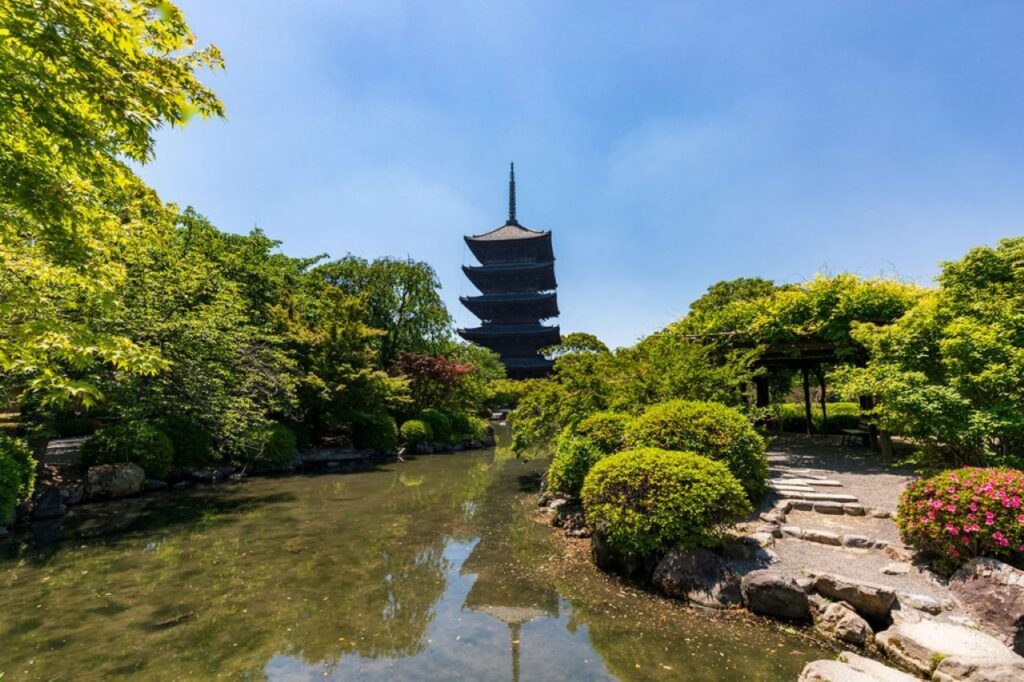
left=460, top=292, right=559, bottom=322
left=462, top=261, right=556, bottom=294
left=500, top=356, right=555, bottom=379
left=465, top=223, right=553, bottom=264
left=458, top=324, right=560, bottom=357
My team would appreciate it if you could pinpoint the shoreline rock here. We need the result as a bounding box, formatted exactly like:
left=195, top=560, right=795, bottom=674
left=949, top=557, right=1024, bottom=655
left=652, top=548, right=742, bottom=609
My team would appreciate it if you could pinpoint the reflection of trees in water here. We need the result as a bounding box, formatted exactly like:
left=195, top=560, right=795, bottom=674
left=363, top=540, right=449, bottom=658
left=1, top=452, right=506, bottom=680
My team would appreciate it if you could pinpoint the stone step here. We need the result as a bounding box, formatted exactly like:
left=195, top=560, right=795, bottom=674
left=776, top=490, right=859, bottom=502
left=779, top=478, right=844, bottom=487
left=770, top=481, right=816, bottom=489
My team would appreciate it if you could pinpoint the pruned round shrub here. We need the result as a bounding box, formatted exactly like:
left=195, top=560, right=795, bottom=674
left=582, top=448, right=751, bottom=557
left=574, top=411, right=632, bottom=454
left=79, top=421, right=174, bottom=480
left=446, top=411, right=472, bottom=440
left=626, top=400, right=768, bottom=498
left=546, top=433, right=606, bottom=498
left=353, top=414, right=398, bottom=453
left=418, top=409, right=452, bottom=444
left=0, top=435, right=36, bottom=524
left=400, top=419, right=433, bottom=445
left=250, top=422, right=297, bottom=471
left=155, top=415, right=214, bottom=469
left=898, top=467, right=1024, bottom=573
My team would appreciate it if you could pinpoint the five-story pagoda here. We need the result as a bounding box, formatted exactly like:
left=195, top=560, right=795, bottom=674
left=459, top=164, right=560, bottom=379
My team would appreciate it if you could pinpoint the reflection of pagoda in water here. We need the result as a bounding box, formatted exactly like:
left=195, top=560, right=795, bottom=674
left=458, top=164, right=561, bottom=379
left=461, top=533, right=559, bottom=681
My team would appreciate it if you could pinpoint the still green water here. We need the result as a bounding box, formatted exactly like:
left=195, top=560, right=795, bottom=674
left=1, top=444, right=830, bottom=680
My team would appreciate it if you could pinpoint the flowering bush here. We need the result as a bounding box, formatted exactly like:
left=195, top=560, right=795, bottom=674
left=898, top=467, right=1024, bottom=573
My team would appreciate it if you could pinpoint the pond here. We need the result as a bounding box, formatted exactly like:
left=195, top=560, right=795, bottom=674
left=1, top=442, right=831, bottom=680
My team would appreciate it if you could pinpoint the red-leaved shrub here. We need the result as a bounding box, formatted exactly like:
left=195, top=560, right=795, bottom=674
left=898, top=467, right=1024, bottom=573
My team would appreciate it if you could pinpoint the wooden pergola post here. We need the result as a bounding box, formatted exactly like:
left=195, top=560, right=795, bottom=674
left=801, top=366, right=813, bottom=435
left=815, top=367, right=828, bottom=433
left=754, top=376, right=770, bottom=408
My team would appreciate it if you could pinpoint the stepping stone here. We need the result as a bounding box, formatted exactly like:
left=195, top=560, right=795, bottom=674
left=778, top=478, right=844, bottom=487
left=776, top=491, right=859, bottom=502
left=771, top=485, right=816, bottom=493
left=803, top=529, right=842, bottom=546
left=812, top=501, right=844, bottom=514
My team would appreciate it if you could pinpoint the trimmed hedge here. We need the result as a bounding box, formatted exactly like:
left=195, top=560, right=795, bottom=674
left=447, top=411, right=472, bottom=440
left=400, top=419, right=433, bottom=445
left=626, top=400, right=768, bottom=498
left=898, top=467, right=1024, bottom=574
left=79, top=421, right=174, bottom=479
left=582, top=448, right=751, bottom=557
left=251, top=423, right=297, bottom=471
left=546, top=433, right=605, bottom=498
left=418, top=409, right=453, bottom=444
left=353, top=414, right=398, bottom=453
left=776, top=402, right=861, bottom=434
left=574, top=411, right=632, bottom=454
left=0, top=435, right=36, bottom=524
left=156, top=415, right=214, bottom=469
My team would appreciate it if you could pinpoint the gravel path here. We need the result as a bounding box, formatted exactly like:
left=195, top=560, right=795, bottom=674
left=767, top=434, right=917, bottom=512
left=740, top=435, right=968, bottom=619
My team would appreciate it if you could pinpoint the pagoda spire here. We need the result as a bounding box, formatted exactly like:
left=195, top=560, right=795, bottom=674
left=508, top=162, right=518, bottom=225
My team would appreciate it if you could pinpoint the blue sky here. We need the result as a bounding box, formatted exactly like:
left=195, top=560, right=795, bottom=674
left=140, top=1, right=1024, bottom=348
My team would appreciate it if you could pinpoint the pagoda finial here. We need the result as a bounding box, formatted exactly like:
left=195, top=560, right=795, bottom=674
left=508, top=162, right=518, bottom=225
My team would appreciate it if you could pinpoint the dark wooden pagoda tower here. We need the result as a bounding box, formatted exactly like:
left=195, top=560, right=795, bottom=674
left=458, top=164, right=560, bottom=379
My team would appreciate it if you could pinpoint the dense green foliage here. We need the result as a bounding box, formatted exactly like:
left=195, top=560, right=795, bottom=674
left=626, top=400, right=769, bottom=497
left=352, top=414, right=398, bottom=453
left=0, top=1, right=504, bottom=488
left=399, top=419, right=433, bottom=445
left=418, top=409, right=453, bottom=445
left=247, top=423, right=297, bottom=471
left=511, top=331, right=754, bottom=452
left=156, top=415, right=214, bottom=469
left=79, top=421, right=174, bottom=479
left=581, top=448, right=751, bottom=557
left=573, top=411, right=633, bottom=454
left=775, top=402, right=861, bottom=433
left=678, top=273, right=924, bottom=360
left=0, top=0, right=223, bottom=408
left=898, top=467, right=1024, bottom=573
left=546, top=434, right=606, bottom=498
left=838, top=238, right=1024, bottom=468
left=0, top=435, right=35, bottom=523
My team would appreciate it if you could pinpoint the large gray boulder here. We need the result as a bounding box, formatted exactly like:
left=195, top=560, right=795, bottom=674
left=798, top=651, right=917, bottom=682
left=812, top=572, right=896, bottom=620
left=876, top=620, right=1024, bottom=680
left=816, top=601, right=873, bottom=647
left=652, top=548, right=742, bottom=609
left=741, top=570, right=811, bottom=622
left=949, top=557, right=1024, bottom=655
left=86, top=463, right=145, bottom=499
